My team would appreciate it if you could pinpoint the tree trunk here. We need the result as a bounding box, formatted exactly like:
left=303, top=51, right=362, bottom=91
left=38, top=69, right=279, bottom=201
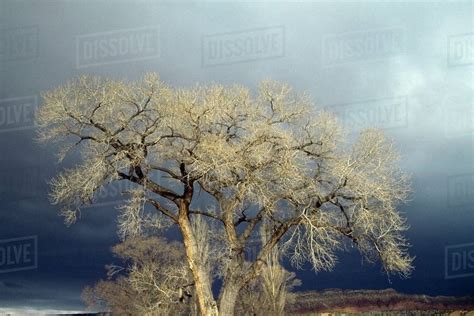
left=179, top=202, right=218, bottom=316
left=218, top=274, right=242, bottom=316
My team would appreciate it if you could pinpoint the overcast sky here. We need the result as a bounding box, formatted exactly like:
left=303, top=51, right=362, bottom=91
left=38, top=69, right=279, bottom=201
left=0, top=0, right=473, bottom=313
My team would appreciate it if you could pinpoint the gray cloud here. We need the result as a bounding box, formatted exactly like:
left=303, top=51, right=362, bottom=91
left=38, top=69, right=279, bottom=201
left=0, top=0, right=473, bottom=310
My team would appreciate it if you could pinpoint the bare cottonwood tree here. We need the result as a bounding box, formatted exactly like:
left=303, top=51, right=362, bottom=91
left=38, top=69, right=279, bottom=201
left=37, top=73, right=413, bottom=315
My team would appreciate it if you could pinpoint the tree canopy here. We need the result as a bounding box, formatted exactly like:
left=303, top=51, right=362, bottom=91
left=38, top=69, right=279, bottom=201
left=37, top=73, right=413, bottom=315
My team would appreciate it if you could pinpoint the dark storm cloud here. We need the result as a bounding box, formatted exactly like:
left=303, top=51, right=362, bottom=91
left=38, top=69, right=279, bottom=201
left=0, top=0, right=472, bottom=311
left=1, top=281, right=24, bottom=289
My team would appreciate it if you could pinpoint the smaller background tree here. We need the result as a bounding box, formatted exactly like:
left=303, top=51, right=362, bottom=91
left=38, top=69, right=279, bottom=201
left=82, top=237, right=195, bottom=315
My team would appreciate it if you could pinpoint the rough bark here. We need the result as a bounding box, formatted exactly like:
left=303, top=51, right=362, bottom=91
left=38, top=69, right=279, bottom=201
left=218, top=278, right=241, bottom=316
left=217, top=256, right=246, bottom=316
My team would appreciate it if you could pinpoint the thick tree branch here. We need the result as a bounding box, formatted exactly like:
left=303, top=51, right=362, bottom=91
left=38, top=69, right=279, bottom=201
left=189, top=209, right=223, bottom=223
left=146, top=199, right=178, bottom=223
left=117, top=171, right=180, bottom=203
